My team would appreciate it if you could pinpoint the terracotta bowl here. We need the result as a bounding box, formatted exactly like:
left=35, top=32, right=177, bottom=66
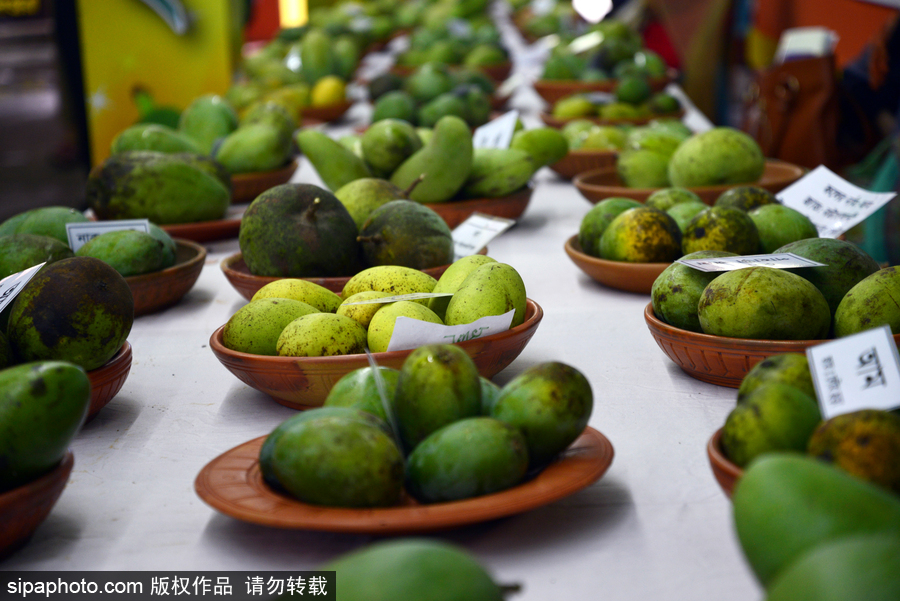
left=390, top=62, right=513, bottom=83
left=126, top=240, right=207, bottom=316
left=574, top=159, right=807, bottom=205
left=426, top=186, right=533, bottom=229
left=220, top=246, right=488, bottom=300
left=532, top=70, right=677, bottom=105
left=564, top=236, right=669, bottom=294
left=539, top=108, right=686, bottom=129
left=87, top=341, right=132, bottom=421
left=209, top=298, right=543, bottom=409
left=707, top=428, right=741, bottom=498
left=0, top=451, right=73, bottom=559
left=301, top=100, right=354, bottom=125
left=643, top=303, right=900, bottom=388
left=160, top=214, right=241, bottom=243
left=231, top=159, right=299, bottom=205
left=550, top=148, right=618, bottom=180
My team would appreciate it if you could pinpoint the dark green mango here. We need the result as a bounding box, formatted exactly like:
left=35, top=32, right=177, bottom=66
left=0, top=234, right=75, bottom=281
left=357, top=200, right=453, bottom=270
left=75, top=230, right=167, bottom=277
left=0, top=206, right=89, bottom=244
left=322, top=366, right=400, bottom=424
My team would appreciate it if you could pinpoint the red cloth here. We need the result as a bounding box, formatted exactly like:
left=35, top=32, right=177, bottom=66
left=643, top=19, right=682, bottom=69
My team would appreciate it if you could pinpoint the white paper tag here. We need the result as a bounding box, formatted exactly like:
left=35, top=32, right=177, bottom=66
left=342, top=292, right=453, bottom=306
left=452, top=212, right=515, bottom=260
left=573, top=0, right=613, bottom=23
left=0, top=262, right=45, bottom=314
left=568, top=31, right=603, bottom=54
left=676, top=252, right=826, bottom=272
left=777, top=165, right=896, bottom=238
left=66, top=219, right=151, bottom=252
left=473, top=110, right=519, bottom=149
left=386, top=309, right=515, bottom=352
left=806, top=325, right=900, bottom=419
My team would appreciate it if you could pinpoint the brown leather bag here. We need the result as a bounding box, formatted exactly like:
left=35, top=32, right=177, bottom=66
left=742, top=55, right=842, bottom=170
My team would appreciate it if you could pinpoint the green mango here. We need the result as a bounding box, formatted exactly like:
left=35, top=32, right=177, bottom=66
left=213, top=123, right=292, bottom=174
left=490, top=362, right=593, bottom=468
left=390, top=115, right=473, bottom=203
left=714, top=185, right=779, bottom=212
left=361, top=119, right=423, bottom=175
left=417, top=93, right=468, bottom=129
left=834, top=266, right=900, bottom=337
left=479, top=376, right=502, bottom=414
left=309, top=539, right=504, bottom=601
left=222, top=298, right=320, bottom=356
left=668, top=127, right=765, bottom=187
left=461, top=147, right=536, bottom=198
left=457, top=85, right=492, bottom=127
left=75, top=230, right=166, bottom=277
left=333, top=34, right=361, bottom=80
left=269, top=409, right=404, bottom=507
left=371, top=91, right=418, bottom=124
left=336, top=291, right=392, bottom=329
left=406, top=416, right=529, bottom=502
left=510, top=127, right=569, bottom=169
left=681, top=206, right=760, bottom=255
left=367, top=72, right=404, bottom=102
left=599, top=206, right=683, bottom=262
left=147, top=222, right=177, bottom=268
left=0, top=361, right=90, bottom=491
left=733, top=453, right=900, bottom=586
left=341, top=265, right=438, bottom=304
left=0, top=206, right=89, bottom=245
left=110, top=123, right=203, bottom=155
left=367, top=301, right=443, bottom=353
left=0, top=331, right=10, bottom=368
left=357, top=200, right=453, bottom=269
left=239, top=183, right=361, bottom=278
left=666, top=200, right=709, bottom=232
left=444, top=262, right=527, bottom=327
left=299, top=29, right=336, bottom=85
left=765, top=533, right=900, bottom=601
left=238, top=101, right=296, bottom=138
left=295, top=129, right=372, bottom=191
left=0, top=234, right=74, bottom=281
left=7, top=257, right=133, bottom=371
left=251, top=277, right=342, bottom=313
left=402, top=63, right=454, bottom=104
left=335, top=178, right=408, bottom=230
left=393, top=344, right=482, bottom=452
left=178, top=94, right=239, bottom=155
left=323, top=365, right=400, bottom=423
left=616, top=149, right=671, bottom=188
left=86, top=153, right=230, bottom=225
left=749, top=204, right=819, bottom=254
left=427, top=254, right=498, bottom=321
left=737, top=353, right=816, bottom=402
left=650, top=250, right=737, bottom=333
left=645, top=187, right=703, bottom=212
left=578, top=197, right=643, bottom=257
left=276, top=313, right=367, bottom=357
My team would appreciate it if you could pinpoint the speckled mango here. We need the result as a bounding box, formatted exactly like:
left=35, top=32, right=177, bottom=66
left=276, top=313, right=367, bottom=357
left=223, top=297, right=320, bottom=355
left=341, top=265, right=438, bottom=305
left=598, top=206, right=682, bottom=262
left=75, top=230, right=166, bottom=277
left=834, top=267, right=900, bottom=337
left=0, top=234, right=74, bottom=281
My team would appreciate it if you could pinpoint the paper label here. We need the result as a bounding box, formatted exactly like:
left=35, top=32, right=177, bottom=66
left=66, top=219, right=151, bottom=252
left=567, top=31, right=603, bottom=54
left=585, top=91, right=614, bottom=105
left=777, top=165, right=896, bottom=238
left=806, top=325, right=900, bottom=419
left=573, top=0, right=613, bottom=23
left=452, top=213, right=515, bottom=260
left=495, top=73, right=524, bottom=98
left=386, top=310, right=515, bottom=352
left=473, top=110, right=519, bottom=149
left=676, top=252, right=826, bottom=273
left=0, top=263, right=45, bottom=314
left=342, top=292, right=453, bottom=306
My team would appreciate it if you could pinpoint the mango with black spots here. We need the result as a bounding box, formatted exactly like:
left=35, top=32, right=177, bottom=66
left=578, top=197, right=642, bottom=257
left=737, top=353, right=816, bottom=402
left=650, top=249, right=736, bottom=332
left=0, top=234, right=74, bottom=281
left=714, top=185, right=778, bottom=212
left=598, top=206, right=682, bottom=262
left=833, top=266, right=900, bottom=337
left=682, top=206, right=760, bottom=255
left=75, top=230, right=167, bottom=277
left=357, top=200, right=453, bottom=270
left=0, top=206, right=89, bottom=244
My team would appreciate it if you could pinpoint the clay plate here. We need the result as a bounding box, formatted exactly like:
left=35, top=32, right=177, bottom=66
left=532, top=70, right=677, bottom=105
left=231, top=159, right=299, bottom=204
left=550, top=148, right=618, bottom=180
left=707, top=428, right=741, bottom=498
left=210, top=299, right=543, bottom=409
left=564, top=236, right=668, bottom=294
left=643, top=303, right=900, bottom=388
left=221, top=247, right=488, bottom=300
left=573, top=159, right=806, bottom=205
left=301, top=100, right=354, bottom=125
left=159, top=205, right=244, bottom=243
left=194, top=426, right=613, bottom=534
left=126, top=240, right=207, bottom=316
left=86, top=341, right=132, bottom=421
left=0, top=451, right=73, bottom=559
left=426, top=186, right=533, bottom=229
left=539, top=108, right=686, bottom=129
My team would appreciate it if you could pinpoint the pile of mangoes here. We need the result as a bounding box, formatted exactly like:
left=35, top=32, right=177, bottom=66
left=551, top=83, right=681, bottom=123
left=259, top=344, right=592, bottom=507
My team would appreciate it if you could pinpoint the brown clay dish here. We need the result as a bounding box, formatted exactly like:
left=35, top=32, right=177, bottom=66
left=564, top=236, right=669, bottom=294
left=426, top=186, right=533, bottom=229
left=301, top=100, right=354, bottom=125
left=231, top=159, right=299, bottom=204
left=539, top=108, right=686, bottom=129
left=532, top=70, right=677, bottom=105
left=643, top=302, right=900, bottom=388
left=0, top=451, right=74, bottom=559
left=86, top=341, right=132, bottom=421
left=209, top=298, right=543, bottom=409
left=159, top=206, right=243, bottom=243
left=574, top=159, right=806, bottom=205
left=708, top=428, right=741, bottom=498
left=221, top=247, right=488, bottom=300
left=550, top=148, right=617, bottom=180
left=194, top=426, right=613, bottom=534
left=390, top=61, right=513, bottom=83
left=126, top=240, right=206, bottom=316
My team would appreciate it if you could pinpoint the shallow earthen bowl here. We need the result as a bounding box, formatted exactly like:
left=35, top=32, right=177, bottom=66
left=221, top=247, right=487, bottom=300
left=426, top=186, right=533, bottom=229
left=126, top=240, right=206, bottom=316
left=87, top=341, right=132, bottom=421
left=643, top=303, right=900, bottom=388
left=301, top=100, right=354, bottom=125
left=210, top=298, right=543, bottom=409
left=574, top=159, right=807, bottom=205
left=532, top=70, right=677, bottom=105
left=540, top=108, right=686, bottom=129
left=390, top=61, right=513, bottom=83
left=550, top=148, right=618, bottom=180
left=0, top=451, right=73, bottom=559
left=231, top=159, right=299, bottom=204
left=707, top=428, right=741, bottom=498
left=564, top=236, right=669, bottom=294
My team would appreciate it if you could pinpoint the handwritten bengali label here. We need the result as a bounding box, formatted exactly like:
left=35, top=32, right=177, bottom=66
left=452, top=213, right=515, bottom=260
left=676, top=252, right=825, bottom=273
left=0, top=263, right=45, bottom=314
left=66, top=219, right=151, bottom=252
left=472, top=110, right=519, bottom=149
left=386, top=310, right=515, bottom=352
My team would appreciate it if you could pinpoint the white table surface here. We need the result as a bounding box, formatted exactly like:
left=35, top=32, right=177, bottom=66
left=4, top=10, right=763, bottom=600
